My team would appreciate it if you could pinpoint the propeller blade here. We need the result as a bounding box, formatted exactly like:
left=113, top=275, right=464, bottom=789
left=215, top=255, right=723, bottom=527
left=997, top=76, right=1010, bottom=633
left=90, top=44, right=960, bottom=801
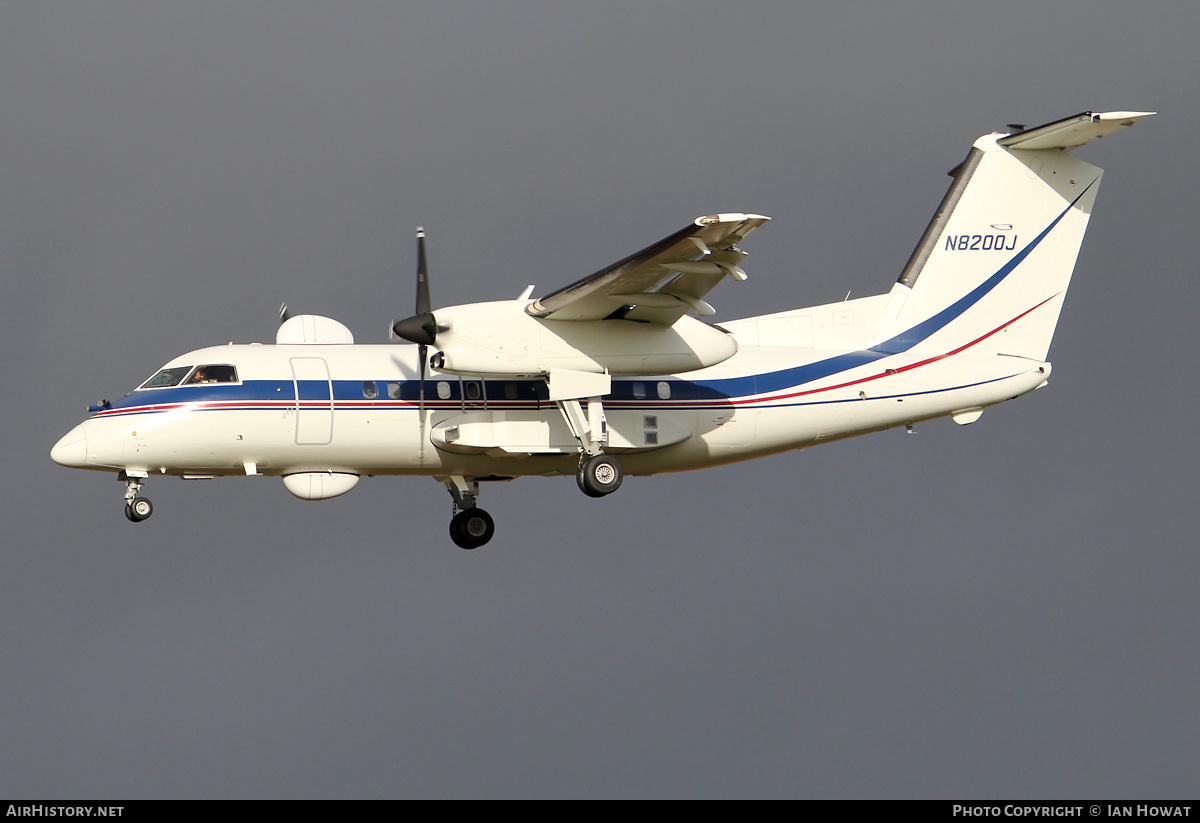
left=392, top=226, right=441, bottom=346
left=415, top=227, right=431, bottom=316
left=279, top=302, right=291, bottom=325
left=418, top=342, right=427, bottom=414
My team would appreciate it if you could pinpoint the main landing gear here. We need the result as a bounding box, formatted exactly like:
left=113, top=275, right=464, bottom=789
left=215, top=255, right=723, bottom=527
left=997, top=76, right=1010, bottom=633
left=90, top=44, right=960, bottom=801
left=556, top=393, right=624, bottom=500
left=120, top=472, right=154, bottom=522
left=441, top=476, right=495, bottom=550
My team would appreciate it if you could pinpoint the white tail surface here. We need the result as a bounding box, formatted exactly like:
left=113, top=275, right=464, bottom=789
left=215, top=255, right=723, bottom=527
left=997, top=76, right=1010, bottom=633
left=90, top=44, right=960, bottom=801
left=872, top=111, right=1153, bottom=363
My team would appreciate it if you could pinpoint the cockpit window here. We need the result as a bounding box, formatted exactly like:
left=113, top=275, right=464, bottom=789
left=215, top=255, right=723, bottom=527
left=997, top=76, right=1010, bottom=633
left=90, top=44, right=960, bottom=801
left=185, top=364, right=239, bottom=385
left=139, top=366, right=193, bottom=389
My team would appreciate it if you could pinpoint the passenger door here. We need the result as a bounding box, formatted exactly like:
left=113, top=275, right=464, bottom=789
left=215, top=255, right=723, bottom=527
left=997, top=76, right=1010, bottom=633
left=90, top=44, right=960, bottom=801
left=290, top=357, right=333, bottom=445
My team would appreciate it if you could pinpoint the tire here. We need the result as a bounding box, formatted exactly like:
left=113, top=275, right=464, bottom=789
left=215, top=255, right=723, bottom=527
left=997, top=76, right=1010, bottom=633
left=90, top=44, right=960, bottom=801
left=576, top=467, right=605, bottom=498
left=579, top=455, right=623, bottom=497
left=449, top=507, right=495, bottom=550
left=128, top=496, right=153, bottom=522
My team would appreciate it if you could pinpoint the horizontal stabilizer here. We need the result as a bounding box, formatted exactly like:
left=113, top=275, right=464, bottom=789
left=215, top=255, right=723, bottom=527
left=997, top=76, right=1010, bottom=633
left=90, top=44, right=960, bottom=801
left=999, top=110, right=1155, bottom=151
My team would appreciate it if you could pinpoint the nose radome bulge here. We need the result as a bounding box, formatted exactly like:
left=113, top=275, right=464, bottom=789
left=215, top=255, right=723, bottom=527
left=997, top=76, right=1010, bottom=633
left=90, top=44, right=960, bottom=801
left=50, top=425, right=88, bottom=468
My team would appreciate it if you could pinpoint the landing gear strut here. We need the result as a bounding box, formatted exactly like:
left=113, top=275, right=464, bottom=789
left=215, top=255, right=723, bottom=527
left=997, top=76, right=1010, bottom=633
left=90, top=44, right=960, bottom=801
left=120, top=473, right=153, bottom=522
left=441, top=476, right=495, bottom=550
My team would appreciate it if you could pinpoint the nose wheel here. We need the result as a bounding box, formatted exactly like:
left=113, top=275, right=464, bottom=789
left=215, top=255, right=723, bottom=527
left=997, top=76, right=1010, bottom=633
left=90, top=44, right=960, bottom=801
left=125, top=497, right=154, bottom=522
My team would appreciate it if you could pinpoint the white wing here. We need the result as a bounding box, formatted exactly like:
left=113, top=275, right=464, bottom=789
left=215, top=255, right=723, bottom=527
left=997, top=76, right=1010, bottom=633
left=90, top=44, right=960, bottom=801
left=525, top=213, right=769, bottom=324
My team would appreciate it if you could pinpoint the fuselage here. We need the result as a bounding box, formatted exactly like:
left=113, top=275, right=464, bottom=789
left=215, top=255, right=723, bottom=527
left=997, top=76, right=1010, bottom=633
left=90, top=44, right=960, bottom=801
left=51, top=296, right=1051, bottom=483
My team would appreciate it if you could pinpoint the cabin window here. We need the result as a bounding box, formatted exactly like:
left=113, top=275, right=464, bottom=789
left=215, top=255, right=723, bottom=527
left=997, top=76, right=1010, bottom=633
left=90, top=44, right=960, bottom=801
left=387, top=382, right=402, bottom=400
left=185, top=365, right=238, bottom=385
left=504, top=382, right=519, bottom=400
left=139, top=366, right=192, bottom=389
left=656, top=381, right=671, bottom=400
left=437, top=381, right=451, bottom=400
left=363, top=382, right=378, bottom=399
left=465, top=381, right=481, bottom=401
left=632, top=382, right=646, bottom=400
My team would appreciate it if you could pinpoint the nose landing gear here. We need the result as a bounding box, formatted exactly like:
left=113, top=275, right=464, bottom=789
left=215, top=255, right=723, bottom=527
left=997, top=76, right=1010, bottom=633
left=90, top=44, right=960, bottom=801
left=120, top=472, right=154, bottom=522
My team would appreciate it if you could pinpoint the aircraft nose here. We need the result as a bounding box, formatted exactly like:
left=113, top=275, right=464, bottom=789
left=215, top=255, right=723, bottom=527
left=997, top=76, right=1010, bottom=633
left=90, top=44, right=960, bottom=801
left=51, top=424, right=88, bottom=468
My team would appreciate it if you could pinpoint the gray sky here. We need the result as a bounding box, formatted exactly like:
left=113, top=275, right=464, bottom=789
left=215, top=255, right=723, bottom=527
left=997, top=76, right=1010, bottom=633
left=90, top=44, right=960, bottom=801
left=4, top=1, right=1198, bottom=798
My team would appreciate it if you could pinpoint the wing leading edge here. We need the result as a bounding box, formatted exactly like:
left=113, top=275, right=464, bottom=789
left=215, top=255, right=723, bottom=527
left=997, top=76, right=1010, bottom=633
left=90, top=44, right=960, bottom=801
left=526, top=212, right=770, bottom=325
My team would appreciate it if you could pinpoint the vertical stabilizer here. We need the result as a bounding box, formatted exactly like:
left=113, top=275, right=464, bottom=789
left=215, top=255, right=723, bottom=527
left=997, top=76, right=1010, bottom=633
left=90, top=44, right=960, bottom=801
left=872, top=111, right=1153, bottom=362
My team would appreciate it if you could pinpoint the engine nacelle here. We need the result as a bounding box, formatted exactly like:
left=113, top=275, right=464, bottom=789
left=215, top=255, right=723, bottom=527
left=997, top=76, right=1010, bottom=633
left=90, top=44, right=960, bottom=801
left=430, top=300, right=737, bottom=376
left=282, top=472, right=360, bottom=500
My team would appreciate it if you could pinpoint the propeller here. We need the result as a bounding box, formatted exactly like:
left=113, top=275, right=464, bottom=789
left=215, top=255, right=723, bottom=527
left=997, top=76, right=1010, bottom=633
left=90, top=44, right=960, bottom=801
left=279, top=302, right=291, bottom=325
left=392, top=228, right=441, bottom=430
left=392, top=229, right=439, bottom=347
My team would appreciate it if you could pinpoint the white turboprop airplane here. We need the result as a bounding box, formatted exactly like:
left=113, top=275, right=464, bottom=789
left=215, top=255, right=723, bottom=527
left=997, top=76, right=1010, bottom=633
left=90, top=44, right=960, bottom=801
left=51, top=110, right=1153, bottom=548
